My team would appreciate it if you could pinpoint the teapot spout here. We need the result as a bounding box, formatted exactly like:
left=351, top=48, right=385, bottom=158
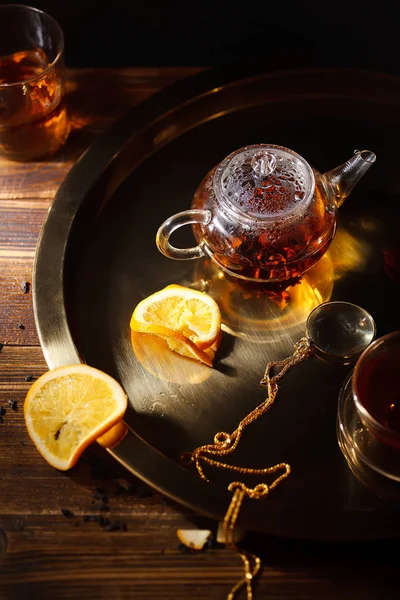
left=323, top=150, right=376, bottom=207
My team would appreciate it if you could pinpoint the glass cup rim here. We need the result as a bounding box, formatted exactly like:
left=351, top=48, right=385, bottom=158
left=352, top=329, right=400, bottom=439
left=0, top=4, right=64, bottom=90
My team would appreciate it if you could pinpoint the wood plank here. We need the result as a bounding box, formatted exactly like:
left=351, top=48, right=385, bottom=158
left=0, top=346, right=190, bottom=511
left=1, top=67, right=398, bottom=600
left=0, top=162, right=71, bottom=200
left=0, top=345, right=46, bottom=381
left=0, top=346, right=198, bottom=521
left=66, top=66, right=203, bottom=91
left=0, top=67, right=203, bottom=200
left=0, top=349, right=398, bottom=596
left=0, top=67, right=203, bottom=346
left=0, top=518, right=398, bottom=599
left=0, top=67, right=203, bottom=345
left=0, top=200, right=48, bottom=251
left=0, top=262, right=38, bottom=345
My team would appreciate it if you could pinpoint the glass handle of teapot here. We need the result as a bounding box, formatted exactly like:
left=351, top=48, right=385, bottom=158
left=156, top=209, right=212, bottom=260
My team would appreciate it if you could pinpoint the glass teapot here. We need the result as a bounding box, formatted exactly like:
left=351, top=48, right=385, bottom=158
left=156, top=144, right=376, bottom=282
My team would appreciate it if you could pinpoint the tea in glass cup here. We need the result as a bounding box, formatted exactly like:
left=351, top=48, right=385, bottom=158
left=353, top=331, right=400, bottom=449
left=0, top=5, right=68, bottom=161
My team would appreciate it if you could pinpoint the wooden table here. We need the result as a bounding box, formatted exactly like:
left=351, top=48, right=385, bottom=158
left=0, top=67, right=398, bottom=600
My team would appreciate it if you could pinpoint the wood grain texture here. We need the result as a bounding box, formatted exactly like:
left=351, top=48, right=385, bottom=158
left=0, top=67, right=399, bottom=600
left=0, top=66, right=202, bottom=347
left=0, top=67, right=202, bottom=201
left=0, top=260, right=38, bottom=345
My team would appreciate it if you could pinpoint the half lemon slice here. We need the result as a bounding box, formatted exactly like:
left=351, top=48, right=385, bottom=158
left=24, top=364, right=128, bottom=470
left=130, top=284, right=221, bottom=350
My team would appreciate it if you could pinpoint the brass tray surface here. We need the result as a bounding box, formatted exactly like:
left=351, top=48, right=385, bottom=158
left=33, top=66, right=400, bottom=540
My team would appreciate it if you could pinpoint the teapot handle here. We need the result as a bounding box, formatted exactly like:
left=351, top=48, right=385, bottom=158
left=156, top=209, right=212, bottom=260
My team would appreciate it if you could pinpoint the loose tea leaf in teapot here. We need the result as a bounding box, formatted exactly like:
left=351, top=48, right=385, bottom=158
left=157, top=145, right=376, bottom=283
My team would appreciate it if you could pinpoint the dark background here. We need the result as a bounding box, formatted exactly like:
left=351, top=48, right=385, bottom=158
left=1, top=0, right=399, bottom=74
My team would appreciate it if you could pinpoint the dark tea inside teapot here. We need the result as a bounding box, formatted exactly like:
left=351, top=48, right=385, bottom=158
left=156, top=144, right=376, bottom=283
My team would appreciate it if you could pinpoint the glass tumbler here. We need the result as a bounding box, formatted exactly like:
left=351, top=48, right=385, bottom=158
left=0, top=4, right=69, bottom=161
left=352, top=330, right=400, bottom=449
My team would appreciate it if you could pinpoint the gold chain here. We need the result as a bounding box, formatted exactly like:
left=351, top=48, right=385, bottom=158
left=184, top=336, right=313, bottom=599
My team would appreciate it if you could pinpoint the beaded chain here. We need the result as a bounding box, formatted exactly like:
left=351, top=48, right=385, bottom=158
left=184, top=337, right=313, bottom=599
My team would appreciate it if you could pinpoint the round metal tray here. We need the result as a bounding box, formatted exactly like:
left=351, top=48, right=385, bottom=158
left=33, top=66, right=400, bottom=540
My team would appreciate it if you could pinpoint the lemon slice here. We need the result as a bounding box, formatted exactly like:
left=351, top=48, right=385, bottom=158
left=165, top=335, right=214, bottom=367
left=130, top=284, right=221, bottom=350
left=24, top=364, right=128, bottom=470
left=132, top=321, right=213, bottom=366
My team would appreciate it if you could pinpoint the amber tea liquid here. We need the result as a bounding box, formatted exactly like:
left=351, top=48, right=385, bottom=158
left=0, top=49, right=68, bottom=160
left=357, top=345, right=400, bottom=436
left=227, top=183, right=335, bottom=281
left=193, top=170, right=336, bottom=282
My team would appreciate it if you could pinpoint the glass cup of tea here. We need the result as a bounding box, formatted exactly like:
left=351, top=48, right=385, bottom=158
left=0, top=4, right=69, bottom=161
left=352, top=331, right=400, bottom=450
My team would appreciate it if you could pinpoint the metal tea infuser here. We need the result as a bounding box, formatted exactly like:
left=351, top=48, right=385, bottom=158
left=185, top=301, right=376, bottom=600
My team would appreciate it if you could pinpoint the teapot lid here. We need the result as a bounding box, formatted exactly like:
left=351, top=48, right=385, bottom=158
left=214, top=144, right=315, bottom=219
